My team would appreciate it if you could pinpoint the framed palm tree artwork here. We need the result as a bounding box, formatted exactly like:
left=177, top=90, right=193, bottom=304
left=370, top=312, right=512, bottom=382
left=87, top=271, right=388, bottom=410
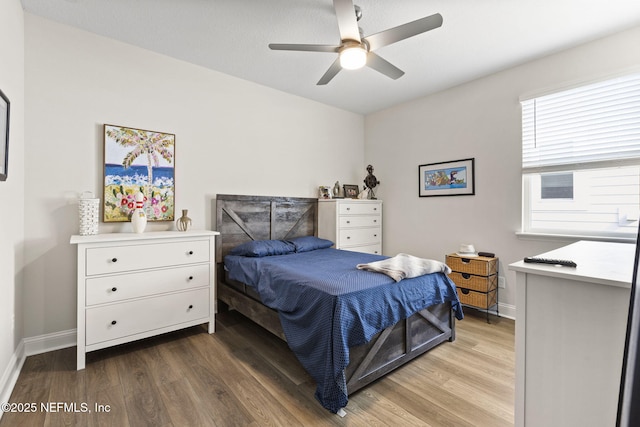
left=103, top=124, right=175, bottom=222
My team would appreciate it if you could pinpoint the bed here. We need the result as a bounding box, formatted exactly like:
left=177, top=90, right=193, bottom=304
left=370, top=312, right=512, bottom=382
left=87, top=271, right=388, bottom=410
left=215, top=194, right=463, bottom=413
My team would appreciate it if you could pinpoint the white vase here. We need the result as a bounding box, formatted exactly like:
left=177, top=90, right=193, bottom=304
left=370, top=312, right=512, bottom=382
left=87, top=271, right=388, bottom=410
left=131, top=192, right=147, bottom=233
left=78, top=191, right=100, bottom=236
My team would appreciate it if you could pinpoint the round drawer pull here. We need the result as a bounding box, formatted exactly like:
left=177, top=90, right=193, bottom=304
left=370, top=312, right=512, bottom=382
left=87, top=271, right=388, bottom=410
left=373, top=220, right=377, bottom=223
left=111, top=258, right=118, bottom=263
left=461, top=289, right=470, bottom=295
left=347, top=236, right=351, bottom=239
left=111, top=320, right=117, bottom=325
left=188, top=250, right=194, bottom=255
left=111, top=287, right=117, bottom=292
left=346, top=221, right=351, bottom=224
left=373, top=207, right=377, bottom=211
left=462, top=273, right=471, bottom=280
left=188, top=276, right=194, bottom=280
left=374, top=234, right=377, bottom=237
left=346, top=207, right=351, bottom=210
left=188, top=305, right=193, bottom=309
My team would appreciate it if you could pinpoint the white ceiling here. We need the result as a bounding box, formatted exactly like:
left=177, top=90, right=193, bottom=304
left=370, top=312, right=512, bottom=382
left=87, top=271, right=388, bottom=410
left=20, top=0, right=640, bottom=115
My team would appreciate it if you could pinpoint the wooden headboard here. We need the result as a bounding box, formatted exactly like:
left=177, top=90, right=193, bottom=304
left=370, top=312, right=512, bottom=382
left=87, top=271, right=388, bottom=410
left=215, top=194, right=318, bottom=263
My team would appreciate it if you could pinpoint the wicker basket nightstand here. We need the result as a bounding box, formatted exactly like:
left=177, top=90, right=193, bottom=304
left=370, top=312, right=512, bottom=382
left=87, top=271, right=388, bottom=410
left=446, top=253, right=499, bottom=322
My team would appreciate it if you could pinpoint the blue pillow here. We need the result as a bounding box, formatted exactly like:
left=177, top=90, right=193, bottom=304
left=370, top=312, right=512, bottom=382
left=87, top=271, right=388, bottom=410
left=228, top=239, right=296, bottom=257
left=287, top=236, right=334, bottom=253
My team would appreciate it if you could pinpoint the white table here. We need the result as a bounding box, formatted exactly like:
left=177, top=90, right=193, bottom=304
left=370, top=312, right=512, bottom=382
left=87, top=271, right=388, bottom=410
left=509, top=241, right=635, bottom=427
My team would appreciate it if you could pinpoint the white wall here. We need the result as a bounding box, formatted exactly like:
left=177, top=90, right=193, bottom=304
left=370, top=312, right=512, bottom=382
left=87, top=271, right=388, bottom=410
left=18, top=13, right=640, bottom=339
left=23, top=14, right=365, bottom=338
left=366, top=25, right=640, bottom=316
left=0, top=0, right=25, bottom=404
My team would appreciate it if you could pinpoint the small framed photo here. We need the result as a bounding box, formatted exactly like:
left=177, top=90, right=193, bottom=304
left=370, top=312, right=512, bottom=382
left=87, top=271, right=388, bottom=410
left=419, top=158, right=475, bottom=197
left=318, top=186, right=332, bottom=199
left=0, top=89, right=9, bottom=182
left=343, top=184, right=359, bottom=199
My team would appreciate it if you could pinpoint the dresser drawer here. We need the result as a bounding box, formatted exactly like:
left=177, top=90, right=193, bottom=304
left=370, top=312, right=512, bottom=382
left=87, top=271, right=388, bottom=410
left=339, top=216, right=381, bottom=228
left=339, top=227, right=381, bottom=247
left=85, top=264, right=210, bottom=306
left=457, top=288, right=497, bottom=310
left=339, top=202, right=381, bottom=216
left=85, top=288, right=209, bottom=345
left=341, top=243, right=382, bottom=255
left=86, top=240, right=210, bottom=276
left=446, top=255, right=497, bottom=276
left=449, top=272, right=497, bottom=292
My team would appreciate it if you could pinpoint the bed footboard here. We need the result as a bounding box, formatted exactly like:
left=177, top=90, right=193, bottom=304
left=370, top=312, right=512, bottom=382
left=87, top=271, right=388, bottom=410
left=218, top=280, right=455, bottom=395
left=345, top=301, right=454, bottom=393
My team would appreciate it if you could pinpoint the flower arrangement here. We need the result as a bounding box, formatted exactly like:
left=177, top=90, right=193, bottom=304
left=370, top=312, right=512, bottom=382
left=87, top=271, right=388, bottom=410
left=104, top=182, right=174, bottom=222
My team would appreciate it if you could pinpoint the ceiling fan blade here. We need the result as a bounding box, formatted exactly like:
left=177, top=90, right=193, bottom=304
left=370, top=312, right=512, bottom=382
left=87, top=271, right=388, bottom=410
left=269, top=43, right=339, bottom=53
left=333, top=0, right=361, bottom=42
left=366, top=53, right=405, bottom=80
left=317, top=58, right=342, bottom=85
left=364, top=13, right=443, bottom=51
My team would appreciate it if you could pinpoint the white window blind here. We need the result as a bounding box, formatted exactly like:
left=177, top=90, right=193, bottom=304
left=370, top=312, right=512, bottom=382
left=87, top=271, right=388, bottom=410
left=522, top=73, right=640, bottom=171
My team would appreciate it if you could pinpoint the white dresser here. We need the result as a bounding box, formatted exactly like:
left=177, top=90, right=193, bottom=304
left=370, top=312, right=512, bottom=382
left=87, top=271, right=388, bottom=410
left=318, top=199, right=382, bottom=255
left=70, top=230, right=218, bottom=370
left=509, top=241, right=634, bottom=427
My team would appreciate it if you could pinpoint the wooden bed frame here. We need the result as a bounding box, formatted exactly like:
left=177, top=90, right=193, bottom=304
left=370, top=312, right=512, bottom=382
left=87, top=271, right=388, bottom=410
left=215, top=194, right=455, bottom=395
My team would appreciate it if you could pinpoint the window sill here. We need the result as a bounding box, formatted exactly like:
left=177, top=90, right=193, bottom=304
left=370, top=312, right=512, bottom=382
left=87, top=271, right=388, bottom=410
left=516, top=231, right=637, bottom=244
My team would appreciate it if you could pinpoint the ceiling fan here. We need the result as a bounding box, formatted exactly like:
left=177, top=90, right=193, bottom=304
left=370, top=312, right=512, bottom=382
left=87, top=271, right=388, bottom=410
left=268, top=0, right=443, bottom=85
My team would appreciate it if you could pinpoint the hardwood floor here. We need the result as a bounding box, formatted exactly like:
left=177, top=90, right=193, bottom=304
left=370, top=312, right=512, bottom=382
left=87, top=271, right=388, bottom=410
left=1, top=308, right=514, bottom=426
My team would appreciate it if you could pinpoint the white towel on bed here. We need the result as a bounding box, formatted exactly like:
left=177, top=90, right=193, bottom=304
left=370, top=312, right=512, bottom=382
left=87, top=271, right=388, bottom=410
left=356, top=253, right=451, bottom=282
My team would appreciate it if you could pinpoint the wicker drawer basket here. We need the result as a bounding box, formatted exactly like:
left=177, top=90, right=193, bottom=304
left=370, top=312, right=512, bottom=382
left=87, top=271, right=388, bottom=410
left=457, top=288, right=497, bottom=310
left=446, top=254, right=497, bottom=276
left=449, top=272, right=497, bottom=292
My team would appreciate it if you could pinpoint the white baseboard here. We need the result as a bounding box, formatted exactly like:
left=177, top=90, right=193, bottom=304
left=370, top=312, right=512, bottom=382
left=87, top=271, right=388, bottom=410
left=0, top=329, right=76, bottom=420
left=497, top=302, right=516, bottom=320
left=23, top=329, right=76, bottom=357
left=463, top=302, right=516, bottom=321
left=0, top=340, right=25, bottom=420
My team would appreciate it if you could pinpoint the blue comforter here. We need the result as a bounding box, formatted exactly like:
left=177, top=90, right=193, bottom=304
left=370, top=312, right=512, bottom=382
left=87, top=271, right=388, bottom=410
left=224, top=248, right=463, bottom=413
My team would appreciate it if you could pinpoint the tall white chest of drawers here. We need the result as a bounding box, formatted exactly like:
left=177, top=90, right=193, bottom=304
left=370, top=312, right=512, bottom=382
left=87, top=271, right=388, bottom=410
left=318, top=199, right=382, bottom=255
left=70, top=230, right=218, bottom=370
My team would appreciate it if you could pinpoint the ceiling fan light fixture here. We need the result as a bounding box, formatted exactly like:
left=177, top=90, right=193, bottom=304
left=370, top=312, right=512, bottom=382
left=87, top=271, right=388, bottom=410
left=268, top=2, right=443, bottom=85
left=339, top=44, right=367, bottom=70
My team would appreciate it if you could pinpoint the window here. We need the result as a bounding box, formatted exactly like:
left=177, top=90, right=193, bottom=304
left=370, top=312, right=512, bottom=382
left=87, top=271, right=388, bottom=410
left=521, top=72, right=640, bottom=239
left=541, top=173, right=573, bottom=199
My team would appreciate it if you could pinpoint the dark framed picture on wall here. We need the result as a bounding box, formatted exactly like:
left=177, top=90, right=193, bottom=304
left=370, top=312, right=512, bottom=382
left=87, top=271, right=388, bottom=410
left=419, top=158, right=475, bottom=197
left=0, top=89, right=9, bottom=182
